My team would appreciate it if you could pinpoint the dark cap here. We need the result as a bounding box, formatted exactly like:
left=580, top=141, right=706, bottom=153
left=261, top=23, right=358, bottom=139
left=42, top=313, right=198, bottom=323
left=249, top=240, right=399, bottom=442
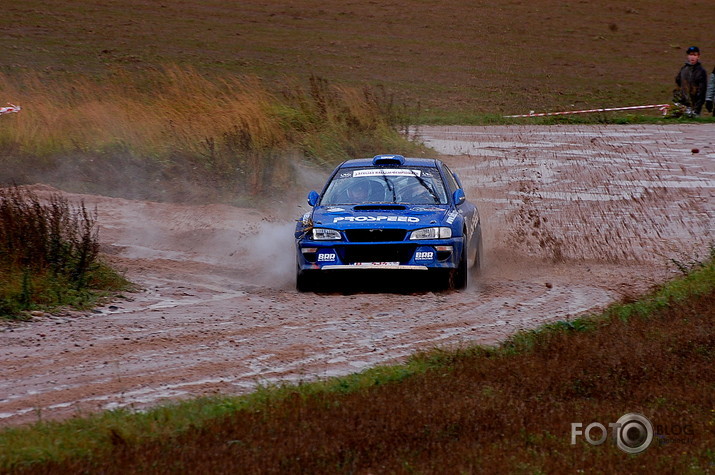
left=686, top=46, right=700, bottom=54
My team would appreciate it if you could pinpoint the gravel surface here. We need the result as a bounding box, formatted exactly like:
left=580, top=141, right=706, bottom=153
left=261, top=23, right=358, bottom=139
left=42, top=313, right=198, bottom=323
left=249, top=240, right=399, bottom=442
left=1, top=124, right=713, bottom=426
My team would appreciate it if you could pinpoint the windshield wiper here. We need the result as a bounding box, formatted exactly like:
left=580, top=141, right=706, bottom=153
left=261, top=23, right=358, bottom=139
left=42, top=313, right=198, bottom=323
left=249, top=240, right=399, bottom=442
left=381, top=175, right=397, bottom=203
left=409, top=170, right=439, bottom=204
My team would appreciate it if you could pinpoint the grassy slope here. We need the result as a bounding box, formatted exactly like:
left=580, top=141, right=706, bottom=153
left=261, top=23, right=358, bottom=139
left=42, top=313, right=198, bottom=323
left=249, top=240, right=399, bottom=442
left=2, top=1, right=715, bottom=118
left=0, top=70, right=426, bottom=203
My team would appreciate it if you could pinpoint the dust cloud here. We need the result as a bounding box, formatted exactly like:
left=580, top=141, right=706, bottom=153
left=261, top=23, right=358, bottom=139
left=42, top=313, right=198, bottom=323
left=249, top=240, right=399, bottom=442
left=239, top=221, right=297, bottom=288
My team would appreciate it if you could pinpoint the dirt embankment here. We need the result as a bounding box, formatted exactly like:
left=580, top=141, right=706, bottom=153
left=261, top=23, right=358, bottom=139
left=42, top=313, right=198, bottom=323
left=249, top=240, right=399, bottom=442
left=1, top=124, right=712, bottom=426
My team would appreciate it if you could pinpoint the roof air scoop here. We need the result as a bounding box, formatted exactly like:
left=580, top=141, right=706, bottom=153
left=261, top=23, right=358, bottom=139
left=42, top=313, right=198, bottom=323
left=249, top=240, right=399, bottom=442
left=372, top=154, right=405, bottom=166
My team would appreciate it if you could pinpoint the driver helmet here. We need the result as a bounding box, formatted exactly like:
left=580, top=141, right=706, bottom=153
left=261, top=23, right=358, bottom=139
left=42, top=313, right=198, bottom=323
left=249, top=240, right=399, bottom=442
left=347, top=179, right=372, bottom=201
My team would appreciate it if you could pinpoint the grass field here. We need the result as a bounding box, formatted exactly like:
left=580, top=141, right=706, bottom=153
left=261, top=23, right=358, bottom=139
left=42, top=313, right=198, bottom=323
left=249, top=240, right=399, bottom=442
left=2, top=1, right=714, bottom=201
left=2, top=0, right=715, bottom=118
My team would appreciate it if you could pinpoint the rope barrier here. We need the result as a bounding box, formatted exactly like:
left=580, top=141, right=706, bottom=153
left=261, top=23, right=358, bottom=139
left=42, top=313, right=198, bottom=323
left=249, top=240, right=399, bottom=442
left=504, top=103, right=670, bottom=118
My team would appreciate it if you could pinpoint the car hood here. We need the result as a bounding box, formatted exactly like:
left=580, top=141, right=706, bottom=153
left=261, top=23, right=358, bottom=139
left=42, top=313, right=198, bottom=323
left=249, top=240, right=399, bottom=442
left=311, top=204, right=456, bottom=229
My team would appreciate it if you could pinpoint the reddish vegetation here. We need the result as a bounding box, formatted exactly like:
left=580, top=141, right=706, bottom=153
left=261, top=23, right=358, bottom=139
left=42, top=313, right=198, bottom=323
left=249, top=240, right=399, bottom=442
left=31, top=286, right=715, bottom=473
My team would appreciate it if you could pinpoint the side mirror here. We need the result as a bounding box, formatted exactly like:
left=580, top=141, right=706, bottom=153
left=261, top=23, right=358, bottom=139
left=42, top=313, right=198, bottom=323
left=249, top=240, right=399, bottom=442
left=453, top=189, right=466, bottom=206
left=307, top=190, right=320, bottom=207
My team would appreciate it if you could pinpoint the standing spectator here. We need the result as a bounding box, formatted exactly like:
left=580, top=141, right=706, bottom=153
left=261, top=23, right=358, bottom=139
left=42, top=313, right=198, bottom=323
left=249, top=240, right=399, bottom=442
left=706, top=65, right=715, bottom=116
left=675, top=46, right=707, bottom=117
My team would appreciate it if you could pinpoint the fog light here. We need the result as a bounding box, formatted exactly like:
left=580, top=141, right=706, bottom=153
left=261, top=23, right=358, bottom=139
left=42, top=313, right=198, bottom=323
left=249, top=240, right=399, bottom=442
left=435, top=245, right=453, bottom=261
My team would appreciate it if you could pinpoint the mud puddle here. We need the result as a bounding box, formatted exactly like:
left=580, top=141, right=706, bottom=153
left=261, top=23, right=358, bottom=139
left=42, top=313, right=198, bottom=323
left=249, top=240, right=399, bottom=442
left=1, top=124, right=712, bottom=426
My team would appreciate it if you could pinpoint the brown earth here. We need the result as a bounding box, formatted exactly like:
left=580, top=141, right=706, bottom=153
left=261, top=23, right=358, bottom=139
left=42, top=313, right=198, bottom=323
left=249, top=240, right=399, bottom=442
left=4, top=0, right=715, bottom=116
left=1, top=124, right=713, bottom=427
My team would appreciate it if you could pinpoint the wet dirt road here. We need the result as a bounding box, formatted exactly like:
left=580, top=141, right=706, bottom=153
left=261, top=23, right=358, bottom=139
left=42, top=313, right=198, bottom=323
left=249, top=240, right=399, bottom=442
left=1, top=124, right=713, bottom=426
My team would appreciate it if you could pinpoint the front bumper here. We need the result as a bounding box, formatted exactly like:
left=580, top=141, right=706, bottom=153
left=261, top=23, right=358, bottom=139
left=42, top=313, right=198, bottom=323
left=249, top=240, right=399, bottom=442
left=295, top=238, right=464, bottom=272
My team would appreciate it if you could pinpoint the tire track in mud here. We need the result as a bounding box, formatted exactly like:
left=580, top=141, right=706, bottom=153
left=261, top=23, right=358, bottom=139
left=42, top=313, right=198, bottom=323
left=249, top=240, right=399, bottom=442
left=1, top=124, right=713, bottom=426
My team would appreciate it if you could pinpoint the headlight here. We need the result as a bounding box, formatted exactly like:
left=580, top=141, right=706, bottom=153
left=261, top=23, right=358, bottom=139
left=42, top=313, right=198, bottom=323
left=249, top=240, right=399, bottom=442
left=409, top=227, right=452, bottom=240
left=312, top=228, right=342, bottom=240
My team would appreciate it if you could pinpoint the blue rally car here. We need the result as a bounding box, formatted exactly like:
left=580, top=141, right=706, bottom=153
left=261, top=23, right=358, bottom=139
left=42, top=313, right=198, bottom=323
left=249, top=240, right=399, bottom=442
left=295, top=154, right=482, bottom=291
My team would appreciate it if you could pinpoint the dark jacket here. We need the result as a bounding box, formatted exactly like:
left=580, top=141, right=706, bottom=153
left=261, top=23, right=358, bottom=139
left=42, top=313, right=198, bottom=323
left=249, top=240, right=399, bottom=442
left=675, top=61, right=708, bottom=113
left=706, top=67, right=715, bottom=115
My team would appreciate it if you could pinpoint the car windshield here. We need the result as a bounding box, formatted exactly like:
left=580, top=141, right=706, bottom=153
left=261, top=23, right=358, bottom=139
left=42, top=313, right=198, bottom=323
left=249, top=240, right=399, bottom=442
left=320, top=167, right=448, bottom=205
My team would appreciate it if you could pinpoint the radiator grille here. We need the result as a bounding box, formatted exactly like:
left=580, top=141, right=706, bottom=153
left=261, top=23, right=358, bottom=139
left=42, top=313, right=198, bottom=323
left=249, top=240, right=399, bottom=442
left=345, top=228, right=407, bottom=242
left=341, top=244, right=415, bottom=264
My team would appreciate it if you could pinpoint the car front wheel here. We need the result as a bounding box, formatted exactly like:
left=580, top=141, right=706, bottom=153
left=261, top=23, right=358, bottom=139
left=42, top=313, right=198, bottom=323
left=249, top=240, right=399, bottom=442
left=296, top=269, right=318, bottom=292
left=470, top=224, right=483, bottom=275
left=447, top=243, right=468, bottom=290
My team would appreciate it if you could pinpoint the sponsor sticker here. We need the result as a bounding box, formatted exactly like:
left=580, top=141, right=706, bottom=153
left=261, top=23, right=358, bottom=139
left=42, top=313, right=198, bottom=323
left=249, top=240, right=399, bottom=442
left=353, top=169, right=422, bottom=177
left=317, top=253, right=337, bottom=262
left=411, top=206, right=443, bottom=212
left=351, top=262, right=399, bottom=266
left=415, top=251, right=434, bottom=260
left=333, top=216, right=419, bottom=223
left=445, top=210, right=459, bottom=224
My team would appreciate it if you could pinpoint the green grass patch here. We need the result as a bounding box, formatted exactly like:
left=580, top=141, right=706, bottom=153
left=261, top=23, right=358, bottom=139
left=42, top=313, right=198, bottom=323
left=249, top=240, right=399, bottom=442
left=0, top=185, right=130, bottom=319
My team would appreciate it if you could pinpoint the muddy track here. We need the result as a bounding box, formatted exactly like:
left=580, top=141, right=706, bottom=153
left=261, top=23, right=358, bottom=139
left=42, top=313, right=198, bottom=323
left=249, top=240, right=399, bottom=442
left=1, top=124, right=713, bottom=426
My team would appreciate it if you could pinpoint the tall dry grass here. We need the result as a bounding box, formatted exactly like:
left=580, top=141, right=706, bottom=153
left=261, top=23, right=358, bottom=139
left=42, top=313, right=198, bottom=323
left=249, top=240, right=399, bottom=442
left=0, top=68, right=419, bottom=201
left=0, top=68, right=285, bottom=157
